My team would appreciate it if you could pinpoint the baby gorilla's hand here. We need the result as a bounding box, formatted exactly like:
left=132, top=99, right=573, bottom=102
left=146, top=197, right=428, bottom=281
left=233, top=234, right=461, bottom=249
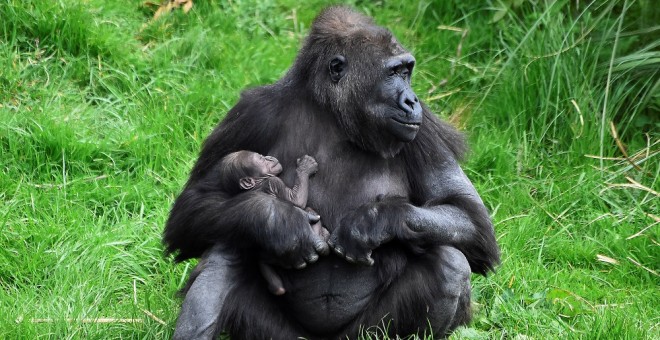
left=296, top=155, right=319, bottom=175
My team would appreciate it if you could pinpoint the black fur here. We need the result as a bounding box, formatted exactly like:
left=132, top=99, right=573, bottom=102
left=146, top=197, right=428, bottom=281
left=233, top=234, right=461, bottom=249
left=165, top=6, right=499, bottom=339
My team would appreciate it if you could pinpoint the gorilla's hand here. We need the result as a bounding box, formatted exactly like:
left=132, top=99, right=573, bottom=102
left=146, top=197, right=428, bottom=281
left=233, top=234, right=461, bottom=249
left=247, top=194, right=329, bottom=269
left=328, top=198, right=416, bottom=266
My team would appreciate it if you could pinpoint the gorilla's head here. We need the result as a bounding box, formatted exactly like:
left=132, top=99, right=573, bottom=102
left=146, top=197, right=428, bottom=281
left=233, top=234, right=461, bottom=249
left=290, top=6, right=423, bottom=158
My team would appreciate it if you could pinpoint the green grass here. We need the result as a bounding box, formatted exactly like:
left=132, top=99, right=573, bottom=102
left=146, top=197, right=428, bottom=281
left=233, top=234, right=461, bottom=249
left=1, top=0, right=657, bottom=338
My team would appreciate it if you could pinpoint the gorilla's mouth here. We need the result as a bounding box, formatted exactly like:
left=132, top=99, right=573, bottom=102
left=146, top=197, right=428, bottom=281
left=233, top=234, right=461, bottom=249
left=387, top=117, right=421, bottom=143
left=390, top=118, right=421, bottom=129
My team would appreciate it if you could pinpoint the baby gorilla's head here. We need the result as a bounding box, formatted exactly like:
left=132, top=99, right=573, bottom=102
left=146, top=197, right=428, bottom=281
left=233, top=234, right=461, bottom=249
left=243, top=151, right=283, bottom=177
left=217, top=151, right=282, bottom=194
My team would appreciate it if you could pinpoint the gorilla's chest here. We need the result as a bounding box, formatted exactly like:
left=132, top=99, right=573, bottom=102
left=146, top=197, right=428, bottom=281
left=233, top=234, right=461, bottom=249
left=272, top=139, right=410, bottom=229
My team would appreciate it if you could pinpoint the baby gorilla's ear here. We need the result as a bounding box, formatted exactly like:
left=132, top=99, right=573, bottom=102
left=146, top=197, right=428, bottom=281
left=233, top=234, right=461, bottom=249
left=239, top=177, right=257, bottom=190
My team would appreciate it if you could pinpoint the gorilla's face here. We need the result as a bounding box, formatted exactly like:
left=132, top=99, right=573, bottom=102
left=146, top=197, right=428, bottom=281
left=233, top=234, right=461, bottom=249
left=328, top=50, right=423, bottom=157
left=375, top=53, right=422, bottom=143
left=300, top=18, right=425, bottom=158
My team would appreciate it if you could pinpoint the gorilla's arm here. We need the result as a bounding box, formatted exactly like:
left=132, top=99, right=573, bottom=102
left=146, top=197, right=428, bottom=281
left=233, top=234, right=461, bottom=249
left=166, top=188, right=326, bottom=263
left=405, top=161, right=500, bottom=275
left=329, top=158, right=498, bottom=274
left=329, top=112, right=500, bottom=275
left=163, top=89, right=327, bottom=264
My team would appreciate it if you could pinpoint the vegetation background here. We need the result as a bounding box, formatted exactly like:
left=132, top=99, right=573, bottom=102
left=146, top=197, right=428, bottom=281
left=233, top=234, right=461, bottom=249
left=1, top=0, right=657, bottom=338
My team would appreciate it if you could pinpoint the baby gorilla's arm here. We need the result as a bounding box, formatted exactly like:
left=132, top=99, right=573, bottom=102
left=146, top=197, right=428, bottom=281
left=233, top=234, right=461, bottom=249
left=286, top=155, right=318, bottom=208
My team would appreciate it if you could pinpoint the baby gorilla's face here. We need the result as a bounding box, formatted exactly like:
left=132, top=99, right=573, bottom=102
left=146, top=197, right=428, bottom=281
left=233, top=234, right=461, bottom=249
left=249, top=152, right=283, bottom=176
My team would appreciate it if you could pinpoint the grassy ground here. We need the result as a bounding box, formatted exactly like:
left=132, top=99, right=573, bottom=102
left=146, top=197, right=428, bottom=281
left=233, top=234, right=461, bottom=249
left=1, top=0, right=657, bottom=338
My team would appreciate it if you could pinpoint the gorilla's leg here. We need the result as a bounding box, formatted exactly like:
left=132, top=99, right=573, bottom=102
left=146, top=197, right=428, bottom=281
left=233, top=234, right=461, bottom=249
left=174, top=245, right=308, bottom=340
left=346, top=246, right=471, bottom=338
left=429, top=246, right=472, bottom=336
left=219, top=277, right=310, bottom=340
left=173, top=245, right=231, bottom=340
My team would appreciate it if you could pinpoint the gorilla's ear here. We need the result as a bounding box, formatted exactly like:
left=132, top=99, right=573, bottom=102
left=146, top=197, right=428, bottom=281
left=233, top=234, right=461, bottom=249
left=329, top=55, right=347, bottom=82
left=239, top=177, right=256, bottom=190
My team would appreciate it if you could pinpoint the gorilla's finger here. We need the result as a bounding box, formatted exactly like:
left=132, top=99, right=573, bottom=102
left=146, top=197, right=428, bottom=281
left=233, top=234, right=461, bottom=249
left=304, top=252, right=319, bottom=264
left=357, top=252, right=374, bottom=266
left=314, top=240, right=329, bottom=255
left=327, top=234, right=336, bottom=247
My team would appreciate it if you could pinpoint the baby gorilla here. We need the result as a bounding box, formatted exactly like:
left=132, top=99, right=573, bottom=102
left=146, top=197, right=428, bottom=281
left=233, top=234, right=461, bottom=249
left=215, top=150, right=329, bottom=295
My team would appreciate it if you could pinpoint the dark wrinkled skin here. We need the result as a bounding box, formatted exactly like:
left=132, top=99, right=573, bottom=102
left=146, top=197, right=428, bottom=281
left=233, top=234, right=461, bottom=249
left=164, top=6, right=499, bottom=340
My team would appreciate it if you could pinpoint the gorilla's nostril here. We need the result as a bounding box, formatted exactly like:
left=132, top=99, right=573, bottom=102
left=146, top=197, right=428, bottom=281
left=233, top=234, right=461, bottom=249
left=399, top=92, right=417, bottom=114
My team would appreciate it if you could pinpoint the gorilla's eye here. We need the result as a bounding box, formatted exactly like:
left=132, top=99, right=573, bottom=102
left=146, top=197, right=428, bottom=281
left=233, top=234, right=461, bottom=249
left=389, top=63, right=402, bottom=76
left=403, top=62, right=414, bottom=77
left=389, top=63, right=412, bottom=78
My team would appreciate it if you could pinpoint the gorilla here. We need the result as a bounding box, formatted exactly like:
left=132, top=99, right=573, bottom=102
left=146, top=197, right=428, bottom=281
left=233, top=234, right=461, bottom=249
left=164, top=6, right=499, bottom=339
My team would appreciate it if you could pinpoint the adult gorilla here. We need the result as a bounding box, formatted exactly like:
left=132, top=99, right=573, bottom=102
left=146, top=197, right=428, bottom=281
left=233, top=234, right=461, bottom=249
left=164, top=6, right=499, bottom=339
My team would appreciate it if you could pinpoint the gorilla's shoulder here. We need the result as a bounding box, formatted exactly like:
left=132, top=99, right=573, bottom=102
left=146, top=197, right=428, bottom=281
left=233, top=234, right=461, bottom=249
left=230, top=84, right=290, bottom=119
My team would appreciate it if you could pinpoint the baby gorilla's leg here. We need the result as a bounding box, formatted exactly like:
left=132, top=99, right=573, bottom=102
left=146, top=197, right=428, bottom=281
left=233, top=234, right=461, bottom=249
left=311, top=221, right=330, bottom=241
left=306, top=207, right=330, bottom=241
left=306, top=210, right=320, bottom=224
left=259, top=262, right=285, bottom=295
